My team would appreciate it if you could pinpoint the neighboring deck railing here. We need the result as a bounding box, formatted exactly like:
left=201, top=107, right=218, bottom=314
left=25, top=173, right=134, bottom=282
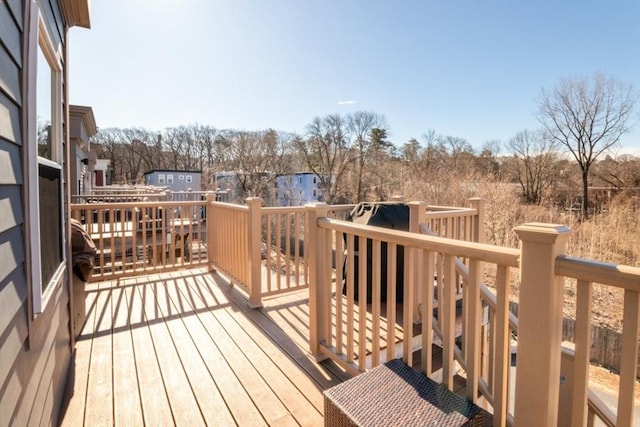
left=70, top=199, right=208, bottom=281
left=71, top=188, right=230, bottom=204
left=305, top=203, right=640, bottom=427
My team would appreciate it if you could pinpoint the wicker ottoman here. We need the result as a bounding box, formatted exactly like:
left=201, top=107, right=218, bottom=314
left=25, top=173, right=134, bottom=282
left=324, top=359, right=484, bottom=426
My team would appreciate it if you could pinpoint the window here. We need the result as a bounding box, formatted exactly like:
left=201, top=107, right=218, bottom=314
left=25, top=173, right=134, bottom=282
left=313, top=189, right=317, bottom=197
left=38, top=160, right=63, bottom=291
left=186, top=175, right=193, bottom=183
left=167, top=174, right=174, bottom=184
left=178, top=175, right=184, bottom=180
left=158, top=174, right=165, bottom=184
left=26, top=11, right=65, bottom=315
left=313, top=176, right=317, bottom=184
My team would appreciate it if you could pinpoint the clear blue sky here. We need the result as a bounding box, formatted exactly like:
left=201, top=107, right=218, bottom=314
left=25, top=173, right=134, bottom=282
left=69, top=0, right=640, bottom=153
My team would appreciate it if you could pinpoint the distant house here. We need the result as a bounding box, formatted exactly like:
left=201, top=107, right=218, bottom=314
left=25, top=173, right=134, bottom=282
left=0, top=0, right=91, bottom=425
left=144, top=169, right=202, bottom=192
left=69, top=105, right=98, bottom=195
left=93, top=158, right=112, bottom=187
left=276, top=172, right=323, bottom=206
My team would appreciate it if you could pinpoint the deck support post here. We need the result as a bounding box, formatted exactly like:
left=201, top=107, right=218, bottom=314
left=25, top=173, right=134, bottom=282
left=408, top=201, right=427, bottom=324
left=246, top=197, right=264, bottom=308
left=306, top=202, right=329, bottom=360
left=469, top=197, right=485, bottom=244
left=513, top=223, right=571, bottom=427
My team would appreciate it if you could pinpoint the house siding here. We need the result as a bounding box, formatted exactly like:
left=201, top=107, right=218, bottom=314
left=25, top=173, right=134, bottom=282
left=145, top=169, right=202, bottom=192
left=0, top=0, right=73, bottom=426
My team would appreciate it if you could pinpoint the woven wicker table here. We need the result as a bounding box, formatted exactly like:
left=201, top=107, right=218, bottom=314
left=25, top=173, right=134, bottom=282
left=324, top=359, right=485, bottom=426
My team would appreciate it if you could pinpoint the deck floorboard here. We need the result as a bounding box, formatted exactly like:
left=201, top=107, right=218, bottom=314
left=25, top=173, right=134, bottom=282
left=60, top=267, right=344, bottom=426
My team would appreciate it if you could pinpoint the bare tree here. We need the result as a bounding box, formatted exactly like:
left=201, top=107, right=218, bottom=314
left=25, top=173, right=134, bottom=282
left=228, top=129, right=292, bottom=202
left=295, top=114, right=355, bottom=204
left=508, top=129, right=558, bottom=204
left=347, top=111, right=390, bottom=201
left=537, top=73, right=637, bottom=217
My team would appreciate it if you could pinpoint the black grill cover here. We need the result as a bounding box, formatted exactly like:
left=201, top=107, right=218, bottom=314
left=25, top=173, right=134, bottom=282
left=343, top=202, right=409, bottom=303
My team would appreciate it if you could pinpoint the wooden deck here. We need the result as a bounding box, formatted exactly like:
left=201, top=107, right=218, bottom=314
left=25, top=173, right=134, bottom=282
left=59, top=267, right=350, bottom=426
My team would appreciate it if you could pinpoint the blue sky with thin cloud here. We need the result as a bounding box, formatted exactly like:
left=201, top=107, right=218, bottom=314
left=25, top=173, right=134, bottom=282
left=69, top=0, right=640, bottom=154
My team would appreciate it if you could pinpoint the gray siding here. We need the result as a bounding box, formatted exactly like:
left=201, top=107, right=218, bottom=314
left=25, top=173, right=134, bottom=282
left=0, top=1, right=72, bottom=426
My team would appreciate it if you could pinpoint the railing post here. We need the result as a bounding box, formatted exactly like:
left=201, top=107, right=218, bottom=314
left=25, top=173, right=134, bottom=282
left=469, top=197, right=485, bottom=243
left=409, top=201, right=428, bottom=323
left=205, top=194, right=215, bottom=272
left=306, top=202, right=329, bottom=360
left=513, top=223, right=571, bottom=426
left=246, top=197, right=263, bottom=308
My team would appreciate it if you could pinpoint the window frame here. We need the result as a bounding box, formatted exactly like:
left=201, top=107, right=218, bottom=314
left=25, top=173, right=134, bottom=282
left=158, top=173, right=165, bottom=184
left=185, top=175, right=193, bottom=183
left=166, top=174, right=174, bottom=184
left=26, top=10, right=66, bottom=316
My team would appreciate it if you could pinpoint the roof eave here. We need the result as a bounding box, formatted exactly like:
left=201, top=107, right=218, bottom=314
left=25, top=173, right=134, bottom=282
left=60, top=0, right=91, bottom=29
left=69, top=105, right=98, bottom=136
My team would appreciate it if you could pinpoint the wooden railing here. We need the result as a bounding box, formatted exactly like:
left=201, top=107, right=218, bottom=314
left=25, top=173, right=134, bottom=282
left=206, top=197, right=354, bottom=307
left=554, top=256, right=640, bottom=427
left=72, top=189, right=230, bottom=204
left=71, top=193, right=168, bottom=203
left=70, top=199, right=208, bottom=281
left=70, top=193, right=638, bottom=425
left=306, top=203, right=640, bottom=427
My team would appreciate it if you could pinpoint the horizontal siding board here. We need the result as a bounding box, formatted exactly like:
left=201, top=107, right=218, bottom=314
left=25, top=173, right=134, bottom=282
left=12, top=293, right=59, bottom=425
left=0, top=186, right=24, bottom=234
left=0, top=302, right=30, bottom=411
left=0, top=1, right=22, bottom=67
left=0, top=268, right=28, bottom=345
left=0, top=139, right=23, bottom=184
left=6, top=0, right=23, bottom=31
left=51, top=285, right=72, bottom=425
left=0, top=45, right=21, bottom=105
left=49, top=0, right=65, bottom=48
left=41, top=0, right=63, bottom=53
left=0, top=92, right=22, bottom=144
left=0, top=226, right=25, bottom=285
left=7, top=280, right=69, bottom=427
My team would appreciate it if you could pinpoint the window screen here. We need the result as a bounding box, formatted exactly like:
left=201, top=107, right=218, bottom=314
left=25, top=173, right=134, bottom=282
left=38, top=161, right=62, bottom=291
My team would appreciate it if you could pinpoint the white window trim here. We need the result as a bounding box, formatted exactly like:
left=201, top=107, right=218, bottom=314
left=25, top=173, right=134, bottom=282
left=26, top=8, right=66, bottom=316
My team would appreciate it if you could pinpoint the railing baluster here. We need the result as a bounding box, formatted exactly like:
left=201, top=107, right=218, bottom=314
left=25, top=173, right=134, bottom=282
left=386, top=243, right=397, bottom=363
left=493, top=265, right=510, bottom=427
left=335, top=230, right=344, bottom=355
left=346, top=233, right=355, bottom=364
left=421, top=249, right=434, bottom=377
left=323, top=225, right=333, bottom=349
left=403, top=245, right=415, bottom=366
left=371, top=239, right=381, bottom=367
left=465, top=258, right=483, bottom=403
left=571, top=279, right=592, bottom=427
left=358, top=235, right=368, bottom=372
left=617, top=289, right=640, bottom=427
left=442, top=254, right=456, bottom=390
